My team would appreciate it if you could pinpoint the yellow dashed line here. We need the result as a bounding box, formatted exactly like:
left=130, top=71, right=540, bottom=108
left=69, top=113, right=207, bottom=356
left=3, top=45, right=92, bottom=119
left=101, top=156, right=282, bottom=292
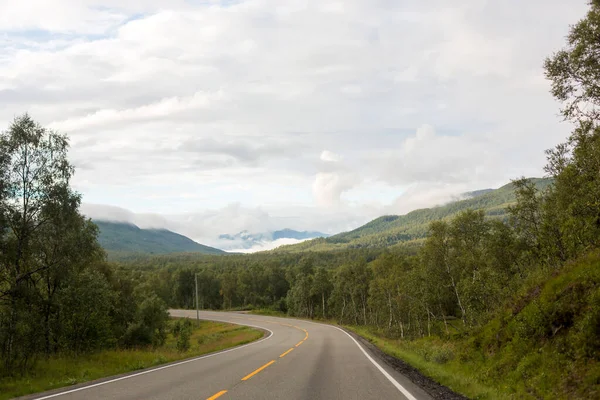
left=241, top=360, right=276, bottom=381
left=206, top=390, right=227, bottom=400
left=199, top=315, right=309, bottom=393
left=279, top=348, right=294, bottom=358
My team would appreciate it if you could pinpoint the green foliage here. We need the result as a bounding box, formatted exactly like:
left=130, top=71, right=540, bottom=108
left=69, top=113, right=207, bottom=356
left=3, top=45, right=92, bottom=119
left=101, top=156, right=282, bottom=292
left=175, top=319, right=193, bottom=352
left=544, top=0, right=600, bottom=123
left=58, top=269, right=115, bottom=353
left=122, top=295, right=169, bottom=347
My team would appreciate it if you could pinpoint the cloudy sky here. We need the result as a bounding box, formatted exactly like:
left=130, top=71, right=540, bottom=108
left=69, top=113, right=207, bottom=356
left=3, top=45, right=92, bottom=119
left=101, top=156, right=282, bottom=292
left=0, top=0, right=587, bottom=249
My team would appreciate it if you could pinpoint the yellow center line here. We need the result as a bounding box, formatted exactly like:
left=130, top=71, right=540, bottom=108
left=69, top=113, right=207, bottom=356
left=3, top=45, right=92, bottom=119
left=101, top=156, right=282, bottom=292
left=279, top=348, right=294, bottom=358
left=295, top=340, right=304, bottom=347
left=241, top=360, right=276, bottom=381
left=206, top=390, right=227, bottom=400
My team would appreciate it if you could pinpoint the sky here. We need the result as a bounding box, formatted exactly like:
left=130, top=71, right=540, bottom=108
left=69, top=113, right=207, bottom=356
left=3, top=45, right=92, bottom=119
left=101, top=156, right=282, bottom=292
left=0, top=0, right=588, bottom=250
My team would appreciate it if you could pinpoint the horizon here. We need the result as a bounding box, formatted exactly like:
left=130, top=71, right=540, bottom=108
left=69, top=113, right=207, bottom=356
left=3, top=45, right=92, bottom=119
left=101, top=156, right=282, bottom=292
left=84, top=176, right=540, bottom=252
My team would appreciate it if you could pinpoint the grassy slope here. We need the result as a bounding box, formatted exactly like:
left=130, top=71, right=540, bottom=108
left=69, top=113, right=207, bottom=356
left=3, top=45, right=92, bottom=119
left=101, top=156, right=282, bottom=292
left=1, top=320, right=263, bottom=400
left=275, top=178, right=553, bottom=253
left=349, top=251, right=600, bottom=399
left=94, top=221, right=225, bottom=259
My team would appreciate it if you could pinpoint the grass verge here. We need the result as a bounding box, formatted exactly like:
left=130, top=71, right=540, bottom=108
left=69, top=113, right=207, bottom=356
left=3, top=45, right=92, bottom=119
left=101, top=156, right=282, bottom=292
left=1, top=319, right=264, bottom=400
left=346, top=326, right=499, bottom=399
left=248, top=308, right=287, bottom=317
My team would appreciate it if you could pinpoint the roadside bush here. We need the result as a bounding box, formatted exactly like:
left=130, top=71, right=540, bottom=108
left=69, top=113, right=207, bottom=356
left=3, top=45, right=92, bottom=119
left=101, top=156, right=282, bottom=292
left=121, top=295, right=169, bottom=347
left=176, top=327, right=191, bottom=352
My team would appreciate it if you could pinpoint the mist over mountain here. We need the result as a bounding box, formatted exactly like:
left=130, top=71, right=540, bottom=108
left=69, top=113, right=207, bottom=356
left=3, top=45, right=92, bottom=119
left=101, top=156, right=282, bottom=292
left=218, top=229, right=330, bottom=252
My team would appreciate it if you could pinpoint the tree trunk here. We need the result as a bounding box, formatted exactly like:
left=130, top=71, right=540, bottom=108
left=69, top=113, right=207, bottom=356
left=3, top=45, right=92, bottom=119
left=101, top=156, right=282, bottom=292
left=450, top=274, right=467, bottom=325
left=399, top=320, right=404, bottom=339
left=426, top=307, right=431, bottom=337
left=388, top=292, right=393, bottom=329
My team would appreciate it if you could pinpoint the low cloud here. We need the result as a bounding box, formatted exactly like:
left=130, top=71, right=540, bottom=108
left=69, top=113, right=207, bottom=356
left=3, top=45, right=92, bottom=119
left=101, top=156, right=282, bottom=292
left=227, top=238, right=308, bottom=254
left=375, top=124, right=497, bottom=186
left=313, top=150, right=360, bottom=207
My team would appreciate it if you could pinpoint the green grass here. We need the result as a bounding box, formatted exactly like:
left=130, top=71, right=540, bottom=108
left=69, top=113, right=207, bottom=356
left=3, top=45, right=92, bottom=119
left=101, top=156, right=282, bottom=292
left=348, top=326, right=503, bottom=399
left=0, top=320, right=263, bottom=400
left=248, top=308, right=288, bottom=317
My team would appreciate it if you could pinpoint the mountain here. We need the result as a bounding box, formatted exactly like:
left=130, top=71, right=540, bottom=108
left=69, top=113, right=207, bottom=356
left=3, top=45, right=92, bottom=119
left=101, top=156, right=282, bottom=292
left=274, top=178, right=553, bottom=253
left=94, top=221, right=225, bottom=258
left=218, top=229, right=329, bottom=250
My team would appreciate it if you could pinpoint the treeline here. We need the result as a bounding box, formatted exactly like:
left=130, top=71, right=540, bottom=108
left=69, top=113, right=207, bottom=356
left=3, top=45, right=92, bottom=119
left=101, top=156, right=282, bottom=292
left=0, top=116, right=169, bottom=376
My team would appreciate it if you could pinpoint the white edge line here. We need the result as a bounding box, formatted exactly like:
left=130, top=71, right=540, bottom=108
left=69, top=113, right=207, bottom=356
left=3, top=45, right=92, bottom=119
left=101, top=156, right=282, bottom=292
left=329, top=325, right=418, bottom=400
left=33, top=319, right=273, bottom=400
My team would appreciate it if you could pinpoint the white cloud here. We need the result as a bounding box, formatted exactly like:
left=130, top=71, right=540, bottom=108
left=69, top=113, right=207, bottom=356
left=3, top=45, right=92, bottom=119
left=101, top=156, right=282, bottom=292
left=313, top=172, right=358, bottom=207
left=385, top=183, right=471, bottom=216
left=313, top=150, right=359, bottom=207
left=375, top=124, right=497, bottom=185
left=320, top=150, right=342, bottom=162
left=0, top=0, right=590, bottom=238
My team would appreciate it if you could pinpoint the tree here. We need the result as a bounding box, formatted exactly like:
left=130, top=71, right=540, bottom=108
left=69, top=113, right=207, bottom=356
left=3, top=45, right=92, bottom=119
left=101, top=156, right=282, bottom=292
left=0, top=114, right=91, bottom=371
left=310, top=267, right=332, bottom=319
left=544, top=0, right=600, bottom=124
left=543, top=1, right=600, bottom=260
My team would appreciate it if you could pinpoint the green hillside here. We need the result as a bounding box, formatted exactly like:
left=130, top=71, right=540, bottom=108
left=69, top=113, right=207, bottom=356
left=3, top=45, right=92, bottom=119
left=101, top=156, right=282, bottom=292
left=94, top=221, right=225, bottom=258
left=276, top=178, right=553, bottom=252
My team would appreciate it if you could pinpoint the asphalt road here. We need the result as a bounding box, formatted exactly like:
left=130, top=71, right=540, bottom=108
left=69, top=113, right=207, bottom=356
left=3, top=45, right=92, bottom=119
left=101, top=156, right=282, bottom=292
left=30, top=310, right=433, bottom=400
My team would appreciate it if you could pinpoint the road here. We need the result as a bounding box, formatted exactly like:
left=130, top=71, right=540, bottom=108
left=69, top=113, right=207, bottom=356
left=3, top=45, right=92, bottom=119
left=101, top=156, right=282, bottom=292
left=30, top=310, right=433, bottom=400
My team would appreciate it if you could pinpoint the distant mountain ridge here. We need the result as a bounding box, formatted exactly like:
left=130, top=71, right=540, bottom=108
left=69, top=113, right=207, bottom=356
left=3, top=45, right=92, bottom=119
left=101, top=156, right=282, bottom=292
left=94, top=220, right=225, bottom=258
left=274, top=178, right=553, bottom=253
left=218, top=229, right=329, bottom=250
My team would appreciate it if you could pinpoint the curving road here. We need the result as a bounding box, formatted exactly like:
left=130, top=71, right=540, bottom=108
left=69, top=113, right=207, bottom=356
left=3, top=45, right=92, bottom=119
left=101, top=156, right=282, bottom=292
left=29, top=310, right=433, bottom=400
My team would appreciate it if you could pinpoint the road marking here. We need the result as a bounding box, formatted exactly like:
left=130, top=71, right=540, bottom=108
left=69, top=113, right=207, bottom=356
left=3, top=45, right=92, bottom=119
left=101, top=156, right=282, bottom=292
left=233, top=313, right=418, bottom=400
left=279, top=348, right=294, bottom=358
left=206, top=390, right=227, bottom=400
left=241, top=360, right=276, bottom=381
left=295, top=340, right=304, bottom=347
left=32, top=322, right=273, bottom=400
